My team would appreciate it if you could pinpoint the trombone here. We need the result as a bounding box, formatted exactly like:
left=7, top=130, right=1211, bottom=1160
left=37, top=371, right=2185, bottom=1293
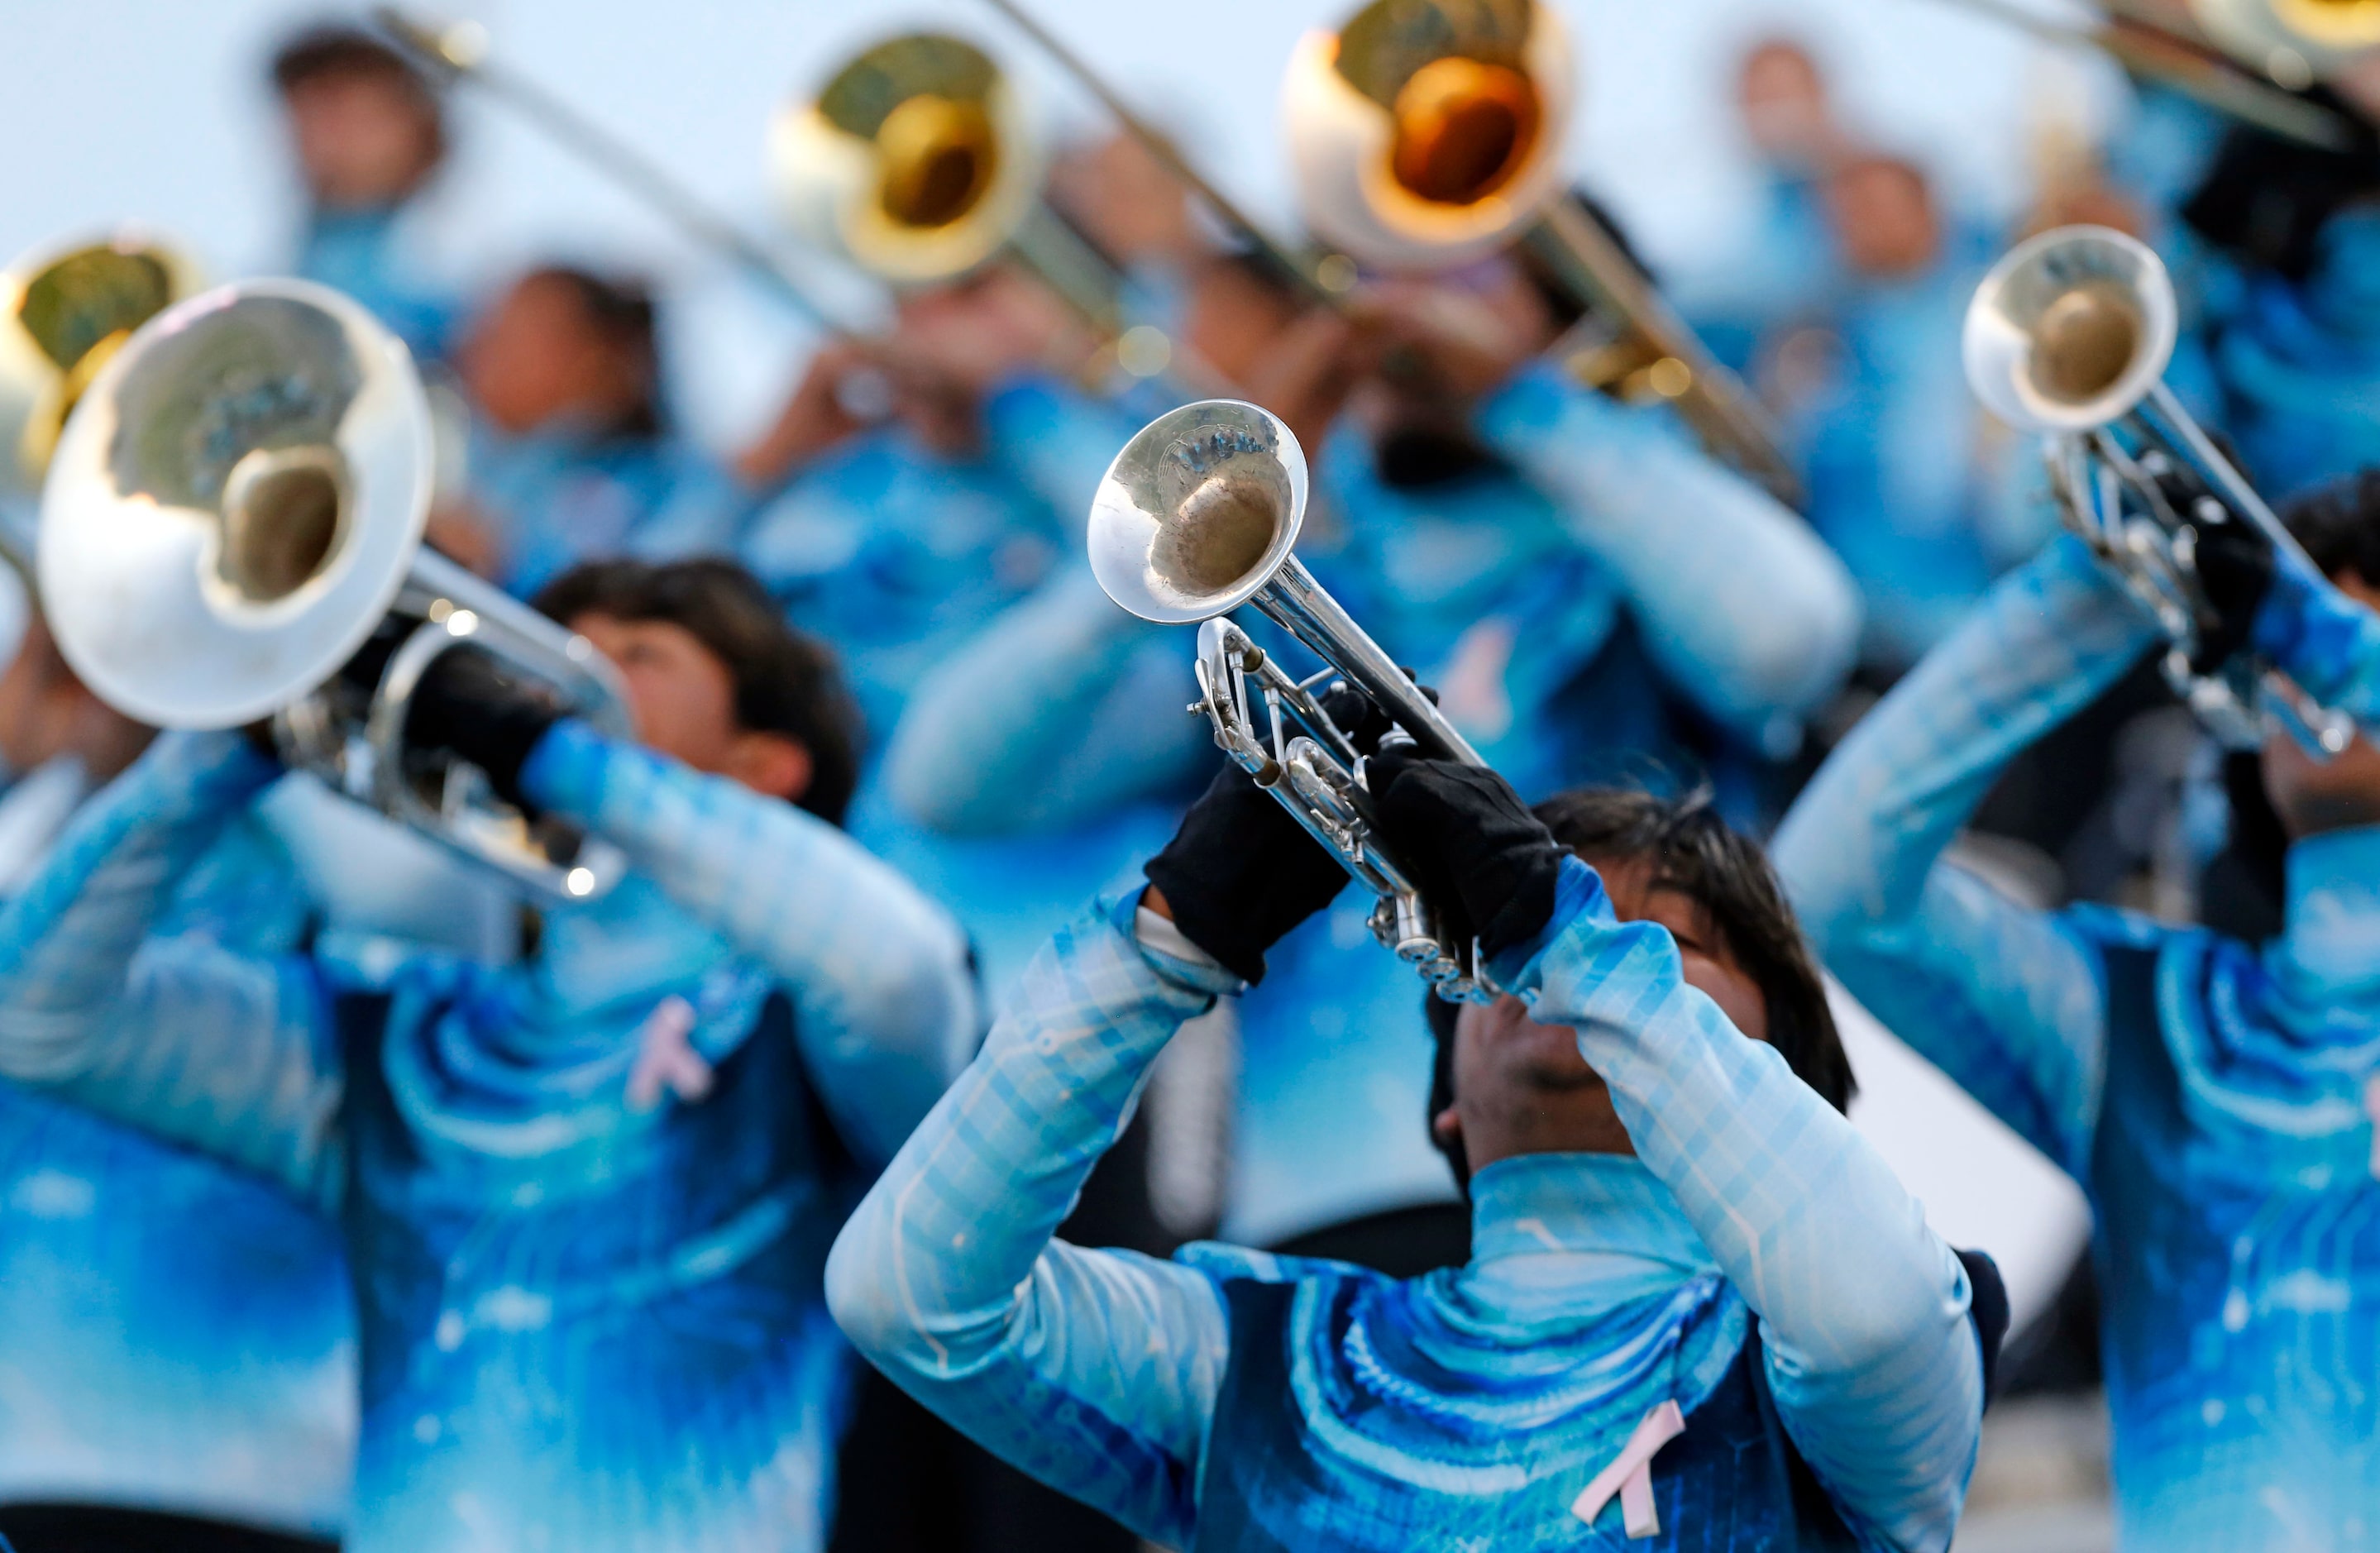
left=773, top=30, right=1225, bottom=395
left=38, top=278, right=635, bottom=901
left=1281, top=0, right=1804, bottom=505
left=1089, top=399, right=1499, bottom=1003
left=1963, top=224, right=2363, bottom=756
left=1919, top=0, right=2363, bottom=150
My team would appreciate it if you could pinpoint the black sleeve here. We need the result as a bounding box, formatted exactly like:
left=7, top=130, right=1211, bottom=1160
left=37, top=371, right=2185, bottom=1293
left=1954, top=1247, right=2012, bottom=1407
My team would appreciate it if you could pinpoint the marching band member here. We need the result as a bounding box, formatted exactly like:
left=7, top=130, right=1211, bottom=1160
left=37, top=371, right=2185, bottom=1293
left=1774, top=486, right=2380, bottom=1546
left=828, top=740, right=2003, bottom=1550
left=0, top=595, right=353, bottom=1544
left=886, top=265, right=1861, bottom=1252
left=270, top=25, right=460, bottom=364
left=0, top=558, right=976, bottom=1553
left=438, top=267, right=741, bottom=593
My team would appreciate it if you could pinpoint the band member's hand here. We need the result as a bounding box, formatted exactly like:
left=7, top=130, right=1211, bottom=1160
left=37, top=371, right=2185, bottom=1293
left=1365, top=746, right=1565, bottom=962
left=735, top=339, right=882, bottom=488
left=404, top=646, right=566, bottom=810
left=1141, top=685, right=1388, bottom=983
left=1240, top=308, right=1387, bottom=456
left=1365, top=270, right=1552, bottom=403
left=2188, top=510, right=2277, bottom=673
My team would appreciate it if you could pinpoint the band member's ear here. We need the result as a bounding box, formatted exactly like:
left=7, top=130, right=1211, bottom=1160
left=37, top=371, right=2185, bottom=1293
left=728, top=733, right=813, bottom=805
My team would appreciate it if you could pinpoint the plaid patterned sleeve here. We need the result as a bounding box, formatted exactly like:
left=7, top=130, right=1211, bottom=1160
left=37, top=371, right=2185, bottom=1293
left=1773, top=535, right=2163, bottom=1177
left=1475, top=362, right=1863, bottom=737
left=2253, top=554, right=2380, bottom=723
left=1503, top=858, right=1983, bottom=1553
left=0, top=731, right=342, bottom=1202
left=521, top=721, right=978, bottom=1167
left=825, top=897, right=1238, bottom=1549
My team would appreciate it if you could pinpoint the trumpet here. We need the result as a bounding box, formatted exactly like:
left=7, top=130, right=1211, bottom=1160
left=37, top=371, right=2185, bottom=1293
left=773, top=31, right=1207, bottom=392
left=1089, top=399, right=1498, bottom=1002
left=39, top=278, right=634, bottom=900
left=0, top=232, right=200, bottom=499
left=1281, top=0, right=1803, bottom=504
left=1964, top=225, right=2361, bottom=757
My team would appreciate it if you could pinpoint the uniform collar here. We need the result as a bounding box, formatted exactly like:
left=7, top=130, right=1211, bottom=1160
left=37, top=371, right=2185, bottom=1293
left=1465, top=1153, right=1718, bottom=1310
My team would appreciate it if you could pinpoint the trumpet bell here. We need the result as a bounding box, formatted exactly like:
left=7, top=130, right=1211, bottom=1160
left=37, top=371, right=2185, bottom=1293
left=1283, top=0, right=1574, bottom=270
left=0, top=232, right=201, bottom=495
left=38, top=279, right=432, bottom=729
left=772, top=32, right=1041, bottom=285
left=1087, top=399, right=1309, bottom=624
left=1962, top=225, right=2179, bottom=435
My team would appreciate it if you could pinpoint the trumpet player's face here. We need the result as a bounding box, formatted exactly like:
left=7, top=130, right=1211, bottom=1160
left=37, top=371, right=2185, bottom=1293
left=566, top=613, right=813, bottom=805
left=1431, top=856, right=1771, bottom=1169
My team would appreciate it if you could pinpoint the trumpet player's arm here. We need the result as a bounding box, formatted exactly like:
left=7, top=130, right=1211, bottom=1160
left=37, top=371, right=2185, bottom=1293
left=1497, top=858, right=1986, bottom=1551
left=1772, top=536, right=2162, bottom=1175
left=825, top=896, right=1240, bottom=1546
left=981, top=375, right=1143, bottom=528
left=0, top=731, right=344, bottom=1202
left=878, top=565, right=1211, bottom=836
left=2253, top=554, right=2380, bottom=724
left=1476, top=364, right=1863, bottom=733
left=520, top=721, right=977, bottom=1164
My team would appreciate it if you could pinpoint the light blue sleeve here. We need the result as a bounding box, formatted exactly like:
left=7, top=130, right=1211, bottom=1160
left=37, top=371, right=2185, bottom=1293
left=1502, top=858, right=1982, bottom=1553
left=2253, top=556, right=2380, bottom=725
left=825, top=898, right=1237, bottom=1549
left=980, top=374, right=1145, bottom=525
left=878, top=566, right=1211, bottom=836
left=1475, top=364, right=1864, bottom=740
left=521, top=721, right=978, bottom=1166
left=1774, top=536, right=2163, bottom=1176
left=0, top=732, right=342, bottom=1203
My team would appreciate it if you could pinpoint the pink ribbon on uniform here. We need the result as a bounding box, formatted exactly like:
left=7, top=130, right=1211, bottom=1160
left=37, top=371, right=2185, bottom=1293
left=626, top=996, right=712, bottom=1111
left=1570, top=1398, right=1686, bottom=1539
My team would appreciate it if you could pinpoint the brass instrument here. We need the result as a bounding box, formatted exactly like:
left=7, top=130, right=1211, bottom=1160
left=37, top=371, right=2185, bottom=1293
left=1282, top=0, right=1803, bottom=504
left=2190, top=0, right=2380, bottom=84
left=774, top=31, right=1210, bottom=391
left=0, top=232, right=200, bottom=497
left=1089, top=399, right=1499, bottom=1002
left=1920, top=0, right=2359, bottom=149
left=1964, top=225, right=2363, bottom=755
left=373, top=7, right=856, bottom=338
left=39, top=278, right=634, bottom=900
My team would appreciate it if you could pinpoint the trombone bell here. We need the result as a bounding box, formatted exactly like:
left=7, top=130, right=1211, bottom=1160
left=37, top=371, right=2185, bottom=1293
left=1283, top=0, right=1574, bottom=270
left=2191, top=0, right=2380, bottom=74
left=772, top=32, right=1041, bottom=285
left=1962, top=225, right=2180, bottom=435
left=0, top=233, right=199, bottom=495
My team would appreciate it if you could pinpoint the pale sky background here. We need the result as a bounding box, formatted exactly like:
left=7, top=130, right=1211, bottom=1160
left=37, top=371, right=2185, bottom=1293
left=0, top=0, right=2130, bottom=447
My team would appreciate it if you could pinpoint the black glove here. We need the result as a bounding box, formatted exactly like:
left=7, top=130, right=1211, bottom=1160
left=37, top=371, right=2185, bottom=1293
left=404, top=646, right=566, bottom=811
left=1365, top=745, right=1566, bottom=963
left=1142, top=682, right=1393, bottom=984
left=2186, top=503, right=2277, bottom=673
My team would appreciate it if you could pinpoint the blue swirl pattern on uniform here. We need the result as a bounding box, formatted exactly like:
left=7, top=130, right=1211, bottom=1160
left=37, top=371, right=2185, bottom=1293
left=0, top=790, right=355, bottom=1531
left=827, top=866, right=1985, bottom=1550
left=2208, top=211, right=2380, bottom=502
left=0, top=726, right=975, bottom=1553
left=1777, top=535, right=2380, bottom=1547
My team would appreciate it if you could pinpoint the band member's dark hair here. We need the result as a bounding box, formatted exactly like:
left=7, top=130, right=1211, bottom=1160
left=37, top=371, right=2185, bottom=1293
left=519, top=266, right=668, bottom=441
left=269, top=24, right=447, bottom=165
left=1425, top=785, right=1853, bottom=1188
left=533, top=559, right=863, bottom=824
left=2206, top=466, right=2380, bottom=936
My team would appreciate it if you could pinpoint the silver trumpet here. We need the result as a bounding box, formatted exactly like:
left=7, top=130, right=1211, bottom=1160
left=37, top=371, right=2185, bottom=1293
left=39, top=278, right=633, bottom=901
left=1964, top=224, right=2358, bottom=757
left=1089, top=399, right=1497, bottom=1002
